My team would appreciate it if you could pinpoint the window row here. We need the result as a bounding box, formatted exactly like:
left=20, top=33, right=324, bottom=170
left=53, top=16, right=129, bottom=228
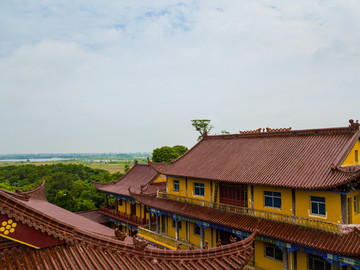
left=173, top=181, right=205, bottom=196
left=172, top=181, right=330, bottom=216
left=263, top=192, right=326, bottom=216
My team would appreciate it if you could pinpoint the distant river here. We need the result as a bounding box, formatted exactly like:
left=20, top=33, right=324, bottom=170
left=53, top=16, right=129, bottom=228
left=0, top=158, right=73, bottom=162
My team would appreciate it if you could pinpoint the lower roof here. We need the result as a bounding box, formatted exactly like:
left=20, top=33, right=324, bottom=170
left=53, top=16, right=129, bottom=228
left=0, top=238, right=255, bottom=270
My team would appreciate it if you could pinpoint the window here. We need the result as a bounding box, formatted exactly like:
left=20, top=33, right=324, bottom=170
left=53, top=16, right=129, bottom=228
left=308, top=254, right=331, bottom=270
left=356, top=150, right=359, bottom=163
left=264, top=243, right=283, bottom=261
left=310, top=196, right=326, bottom=216
left=118, top=199, right=123, bottom=206
left=264, top=191, right=281, bottom=209
left=173, top=180, right=180, bottom=192
left=355, top=195, right=359, bottom=214
left=194, top=183, right=205, bottom=196
left=172, top=219, right=182, bottom=230
left=193, top=223, right=201, bottom=236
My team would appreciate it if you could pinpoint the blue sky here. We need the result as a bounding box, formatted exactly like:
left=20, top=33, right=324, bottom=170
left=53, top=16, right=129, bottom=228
left=0, top=0, right=359, bottom=153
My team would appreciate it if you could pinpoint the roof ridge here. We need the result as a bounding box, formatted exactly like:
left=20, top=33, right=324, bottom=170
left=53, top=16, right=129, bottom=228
left=204, top=126, right=354, bottom=140
left=94, top=162, right=146, bottom=188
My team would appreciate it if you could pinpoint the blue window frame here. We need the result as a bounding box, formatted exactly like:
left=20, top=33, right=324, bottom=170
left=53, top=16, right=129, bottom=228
left=311, top=196, right=326, bottom=216
left=173, top=180, right=179, bottom=192
left=264, top=191, right=281, bottom=209
left=194, top=183, right=205, bottom=196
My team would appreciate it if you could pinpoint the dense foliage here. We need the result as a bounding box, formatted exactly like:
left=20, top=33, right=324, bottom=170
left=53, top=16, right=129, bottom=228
left=152, top=145, right=188, bottom=162
left=0, top=164, right=123, bottom=212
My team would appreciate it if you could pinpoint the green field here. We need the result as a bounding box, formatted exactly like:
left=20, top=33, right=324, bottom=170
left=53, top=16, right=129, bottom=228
left=0, top=159, right=147, bottom=174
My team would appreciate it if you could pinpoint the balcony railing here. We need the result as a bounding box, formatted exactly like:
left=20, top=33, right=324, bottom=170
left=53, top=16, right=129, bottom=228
left=99, top=206, right=148, bottom=226
left=137, top=226, right=200, bottom=250
left=157, top=191, right=341, bottom=233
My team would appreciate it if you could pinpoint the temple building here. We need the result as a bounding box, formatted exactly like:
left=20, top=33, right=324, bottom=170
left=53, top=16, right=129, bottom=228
left=94, top=162, right=166, bottom=237
left=96, top=119, right=360, bottom=270
left=0, top=180, right=256, bottom=269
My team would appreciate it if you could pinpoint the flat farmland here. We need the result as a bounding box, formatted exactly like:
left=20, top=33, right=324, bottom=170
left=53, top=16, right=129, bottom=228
left=0, top=160, right=134, bottom=174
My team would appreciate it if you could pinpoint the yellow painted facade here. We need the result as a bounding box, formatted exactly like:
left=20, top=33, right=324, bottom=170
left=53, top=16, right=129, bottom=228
left=153, top=174, right=167, bottom=183
left=297, top=251, right=308, bottom=270
left=254, top=240, right=284, bottom=270
left=253, top=186, right=293, bottom=215
left=168, top=176, right=215, bottom=202
left=295, top=190, right=342, bottom=223
left=347, top=190, right=360, bottom=224
left=342, top=139, right=360, bottom=166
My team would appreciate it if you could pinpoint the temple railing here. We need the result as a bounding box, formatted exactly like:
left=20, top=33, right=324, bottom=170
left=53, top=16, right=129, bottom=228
left=99, top=206, right=147, bottom=226
left=137, top=226, right=200, bottom=250
left=156, top=191, right=341, bottom=233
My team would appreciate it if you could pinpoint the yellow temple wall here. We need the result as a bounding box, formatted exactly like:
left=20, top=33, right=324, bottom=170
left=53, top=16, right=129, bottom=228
left=253, top=186, right=293, bottom=215
left=342, top=140, right=360, bottom=166
left=167, top=176, right=213, bottom=202
left=296, top=251, right=307, bottom=270
left=347, top=190, right=360, bottom=224
left=153, top=174, right=167, bottom=183
left=167, top=176, right=187, bottom=197
left=187, top=178, right=212, bottom=201
left=254, top=240, right=283, bottom=270
left=295, top=190, right=342, bottom=223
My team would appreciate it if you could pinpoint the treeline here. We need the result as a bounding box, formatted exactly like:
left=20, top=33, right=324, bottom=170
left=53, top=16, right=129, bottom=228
left=0, top=164, right=123, bottom=212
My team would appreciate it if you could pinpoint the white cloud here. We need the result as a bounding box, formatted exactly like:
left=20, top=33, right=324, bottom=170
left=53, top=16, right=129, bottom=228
left=0, top=0, right=359, bottom=153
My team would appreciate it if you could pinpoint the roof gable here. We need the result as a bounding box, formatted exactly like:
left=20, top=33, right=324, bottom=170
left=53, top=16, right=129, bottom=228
left=94, top=163, right=163, bottom=196
left=342, top=138, right=360, bottom=167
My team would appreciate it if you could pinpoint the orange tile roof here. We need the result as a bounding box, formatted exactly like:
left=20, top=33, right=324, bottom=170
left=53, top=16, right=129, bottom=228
left=0, top=233, right=256, bottom=270
left=132, top=193, right=360, bottom=257
left=0, top=182, right=256, bottom=269
left=150, top=122, right=360, bottom=189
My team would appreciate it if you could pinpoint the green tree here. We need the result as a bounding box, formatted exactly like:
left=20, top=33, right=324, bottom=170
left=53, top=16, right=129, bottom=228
left=53, top=189, right=76, bottom=211
left=152, top=146, right=179, bottom=162
left=74, top=199, right=96, bottom=212
left=221, top=130, right=230, bottom=134
left=172, top=145, right=188, bottom=156
left=191, top=119, right=214, bottom=141
left=124, top=164, right=130, bottom=173
left=152, top=145, right=188, bottom=162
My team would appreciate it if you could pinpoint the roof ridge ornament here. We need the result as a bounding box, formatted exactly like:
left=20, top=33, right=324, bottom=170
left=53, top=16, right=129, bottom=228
left=133, top=235, right=148, bottom=251
left=349, top=119, right=359, bottom=131
left=239, top=127, right=292, bottom=134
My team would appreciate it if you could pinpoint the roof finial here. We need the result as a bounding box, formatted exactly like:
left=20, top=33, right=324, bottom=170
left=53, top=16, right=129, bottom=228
left=349, top=119, right=359, bottom=131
